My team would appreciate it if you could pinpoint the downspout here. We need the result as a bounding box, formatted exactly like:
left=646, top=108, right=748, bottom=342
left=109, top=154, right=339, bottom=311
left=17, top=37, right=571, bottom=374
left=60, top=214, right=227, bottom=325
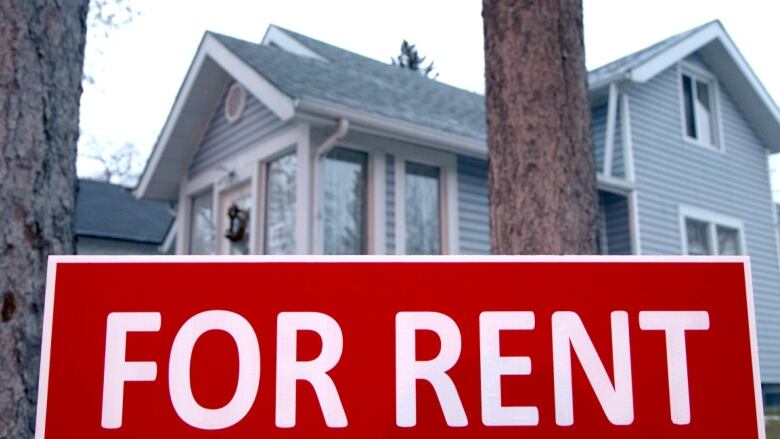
left=311, top=118, right=350, bottom=254
left=315, top=118, right=350, bottom=160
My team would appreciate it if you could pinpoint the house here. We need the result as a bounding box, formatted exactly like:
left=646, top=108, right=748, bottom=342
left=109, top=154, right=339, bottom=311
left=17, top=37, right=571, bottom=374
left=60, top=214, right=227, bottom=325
left=134, top=21, right=780, bottom=405
left=76, top=179, right=174, bottom=254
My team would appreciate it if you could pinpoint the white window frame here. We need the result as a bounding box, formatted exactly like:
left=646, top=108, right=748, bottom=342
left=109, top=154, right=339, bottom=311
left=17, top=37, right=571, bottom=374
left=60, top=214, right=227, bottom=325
left=679, top=205, right=746, bottom=256
left=678, top=62, right=724, bottom=152
left=311, top=139, right=459, bottom=256
left=393, top=148, right=458, bottom=255
left=258, top=147, right=299, bottom=255
left=179, top=125, right=304, bottom=255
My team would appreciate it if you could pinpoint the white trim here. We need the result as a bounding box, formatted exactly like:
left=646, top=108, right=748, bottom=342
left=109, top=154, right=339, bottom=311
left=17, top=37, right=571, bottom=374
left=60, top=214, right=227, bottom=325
left=185, top=125, right=300, bottom=197
left=620, top=92, right=636, bottom=183
left=312, top=142, right=375, bottom=255
left=371, top=153, right=386, bottom=255
left=630, top=22, right=780, bottom=134
left=394, top=157, right=406, bottom=255
left=597, top=174, right=634, bottom=194
left=677, top=62, right=724, bottom=152
left=224, top=82, right=247, bottom=123
left=628, top=190, right=641, bottom=255
left=252, top=161, right=265, bottom=254
left=34, top=258, right=57, bottom=439
left=679, top=204, right=747, bottom=256
left=135, top=33, right=295, bottom=200
left=260, top=25, right=328, bottom=61
left=295, top=124, right=313, bottom=255
left=631, top=24, right=721, bottom=83
left=42, top=254, right=755, bottom=263
left=603, top=83, right=618, bottom=177
left=391, top=147, right=458, bottom=255
left=744, top=259, right=768, bottom=439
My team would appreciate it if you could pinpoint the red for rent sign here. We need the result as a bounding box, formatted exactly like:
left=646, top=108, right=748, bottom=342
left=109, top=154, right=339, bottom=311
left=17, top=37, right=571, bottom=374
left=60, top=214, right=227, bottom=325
left=36, top=256, right=765, bottom=438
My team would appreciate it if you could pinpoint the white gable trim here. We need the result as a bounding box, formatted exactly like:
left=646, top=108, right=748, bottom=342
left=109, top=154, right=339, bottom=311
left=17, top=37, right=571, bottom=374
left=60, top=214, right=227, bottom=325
left=629, top=24, right=721, bottom=83
left=261, top=25, right=327, bottom=61
left=135, top=33, right=295, bottom=200
left=627, top=22, right=780, bottom=151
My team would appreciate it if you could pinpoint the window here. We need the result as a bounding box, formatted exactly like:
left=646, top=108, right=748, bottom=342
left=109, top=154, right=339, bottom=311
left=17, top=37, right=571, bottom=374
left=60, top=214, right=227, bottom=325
left=189, top=190, right=215, bottom=255
left=265, top=153, right=297, bottom=255
left=323, top=147, right=368, bottom=255
left=681, top=207, right=744, bottom=256
left=681, top=69, right=719, bottom=148
left=404, top=161, right=441, bottom=255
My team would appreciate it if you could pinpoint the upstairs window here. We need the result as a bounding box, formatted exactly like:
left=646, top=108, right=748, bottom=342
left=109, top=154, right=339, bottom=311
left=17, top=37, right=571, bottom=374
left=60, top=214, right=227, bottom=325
left=681, top=68, right=720, bottom=149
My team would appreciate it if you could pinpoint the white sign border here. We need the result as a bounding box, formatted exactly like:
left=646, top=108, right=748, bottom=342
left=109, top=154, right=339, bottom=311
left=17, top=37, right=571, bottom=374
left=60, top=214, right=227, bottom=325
left=35, top=255, right=765, bottom=439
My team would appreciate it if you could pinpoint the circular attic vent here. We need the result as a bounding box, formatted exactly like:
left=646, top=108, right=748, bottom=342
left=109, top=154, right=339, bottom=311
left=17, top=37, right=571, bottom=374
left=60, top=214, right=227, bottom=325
left=224, top=83, right=246, bottom=123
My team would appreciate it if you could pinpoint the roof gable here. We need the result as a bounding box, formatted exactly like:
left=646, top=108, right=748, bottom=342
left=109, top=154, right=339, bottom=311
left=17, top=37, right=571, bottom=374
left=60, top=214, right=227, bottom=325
left=137, top=21, right=780, bottom=202
left=589, top=20, right=780, bottom=152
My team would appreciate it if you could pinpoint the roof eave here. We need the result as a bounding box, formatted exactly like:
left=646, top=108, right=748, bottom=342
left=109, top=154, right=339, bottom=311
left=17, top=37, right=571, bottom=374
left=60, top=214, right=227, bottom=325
left=294, top=96, right=487, bottom=158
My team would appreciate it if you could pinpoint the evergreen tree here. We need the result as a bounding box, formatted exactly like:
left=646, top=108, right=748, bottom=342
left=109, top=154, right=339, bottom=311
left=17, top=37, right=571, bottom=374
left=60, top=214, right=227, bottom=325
left=391, top=40, right=438, bottom=79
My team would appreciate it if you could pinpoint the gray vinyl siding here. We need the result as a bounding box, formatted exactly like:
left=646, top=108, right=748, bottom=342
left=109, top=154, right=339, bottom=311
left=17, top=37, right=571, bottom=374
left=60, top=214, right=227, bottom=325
left=458, top=155, right=490, bottom=254
left=599, top=192, right=631, bottom=255
left=629, top=53, right=780, bottom=382
left=189, top=89, right=288, bottom=177
left=386, top=154, right=395, bottom=255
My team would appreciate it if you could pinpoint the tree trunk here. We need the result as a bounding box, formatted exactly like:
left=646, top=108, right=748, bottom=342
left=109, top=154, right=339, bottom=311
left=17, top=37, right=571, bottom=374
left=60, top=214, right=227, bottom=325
left=0, top=0, right=88, bottom=436
left=483, top=0, right=598, bottom=254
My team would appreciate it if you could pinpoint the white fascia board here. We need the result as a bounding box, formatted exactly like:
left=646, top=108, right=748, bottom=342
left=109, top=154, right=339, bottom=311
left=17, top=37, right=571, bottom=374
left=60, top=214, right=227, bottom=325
left=295, top=96, right=487, bottom=158
left=629, top=22, right=780, bottom=152
left=135, top=33, right=295, bottom=200
left=260, top=25, right=327, bottom=61
left=203, top=35, right=295, bottom=120
left=629, top=23, right=721, bottom=83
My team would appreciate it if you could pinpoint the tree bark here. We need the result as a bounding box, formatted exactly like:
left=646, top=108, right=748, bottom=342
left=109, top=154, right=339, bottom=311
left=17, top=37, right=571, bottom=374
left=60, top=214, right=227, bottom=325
left=483, top=0, right=598, bottom=254
left=0, top=0, right=88, bottom=436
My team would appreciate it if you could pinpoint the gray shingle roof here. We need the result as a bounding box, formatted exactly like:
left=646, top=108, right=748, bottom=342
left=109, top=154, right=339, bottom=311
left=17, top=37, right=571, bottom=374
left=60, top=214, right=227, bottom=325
left=588, top=21, right=716, bottom=86
left=211, top=31, right=488, bottom=142
left=211, top=23, right=715, bottom=143
left=76, top=179, right=173, bottom=243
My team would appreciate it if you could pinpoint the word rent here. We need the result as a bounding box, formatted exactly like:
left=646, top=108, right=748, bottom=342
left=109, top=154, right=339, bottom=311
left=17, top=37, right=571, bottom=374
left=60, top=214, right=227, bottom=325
left=102, top=310, right=709, bottom=430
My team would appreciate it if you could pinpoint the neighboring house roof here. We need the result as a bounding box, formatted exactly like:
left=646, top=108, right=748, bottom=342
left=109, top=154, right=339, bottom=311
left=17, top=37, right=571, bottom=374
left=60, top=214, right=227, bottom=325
left=76, top=179, right=173, bottom=244
left=136, top=20, right=780, bottom=202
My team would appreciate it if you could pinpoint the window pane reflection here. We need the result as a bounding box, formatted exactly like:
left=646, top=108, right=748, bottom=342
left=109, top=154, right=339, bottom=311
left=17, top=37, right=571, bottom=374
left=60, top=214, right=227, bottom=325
left=405, top=161, right=441, bottom=255
left=190, top=190, right=215, bottom=255
left=265, top=153, right=297, bottom=255
left=323, top=147, right=367, bottom=255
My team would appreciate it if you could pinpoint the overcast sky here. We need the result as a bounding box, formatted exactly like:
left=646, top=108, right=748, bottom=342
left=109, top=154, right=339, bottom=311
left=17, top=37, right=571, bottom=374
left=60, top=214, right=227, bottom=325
left=78, top=0, right=780, bottom=197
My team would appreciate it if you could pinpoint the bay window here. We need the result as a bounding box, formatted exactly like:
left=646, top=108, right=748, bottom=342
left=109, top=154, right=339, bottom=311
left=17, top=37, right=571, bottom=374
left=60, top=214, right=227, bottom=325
left=323, top=147, right=368, bottom=255
left=264, top=153, right=297, bottom=255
